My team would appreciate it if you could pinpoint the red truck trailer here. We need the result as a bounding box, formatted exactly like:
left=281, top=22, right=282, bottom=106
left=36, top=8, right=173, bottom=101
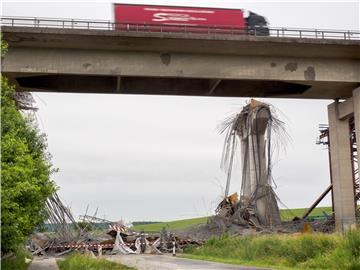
left=113, top=4, right=269, bottom=35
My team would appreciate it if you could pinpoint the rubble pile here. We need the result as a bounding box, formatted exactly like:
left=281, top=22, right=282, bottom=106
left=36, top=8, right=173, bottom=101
left=29, top=195, right=202, bottom=257
left=30, top=223, right=204, bottom=257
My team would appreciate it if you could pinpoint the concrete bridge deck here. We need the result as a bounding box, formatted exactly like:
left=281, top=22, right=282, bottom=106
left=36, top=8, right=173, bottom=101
left=2, top=25, right=360, bottom=99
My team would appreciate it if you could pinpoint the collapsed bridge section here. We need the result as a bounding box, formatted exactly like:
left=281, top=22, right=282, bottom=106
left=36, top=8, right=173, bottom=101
left=217, top=100, right=284, bottom=227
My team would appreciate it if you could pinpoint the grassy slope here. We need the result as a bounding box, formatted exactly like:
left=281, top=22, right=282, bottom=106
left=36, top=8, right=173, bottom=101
left=132, top=216, right=209, bottom=232
left=183, top=228, right=360, bottom=270
left=132, top=207, right=333, bottom=232
left=57, top=253, right=136, bottom=270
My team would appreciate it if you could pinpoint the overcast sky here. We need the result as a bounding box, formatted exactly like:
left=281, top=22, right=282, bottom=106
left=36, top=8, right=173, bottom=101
left=2, top=1, right=359, bottom=222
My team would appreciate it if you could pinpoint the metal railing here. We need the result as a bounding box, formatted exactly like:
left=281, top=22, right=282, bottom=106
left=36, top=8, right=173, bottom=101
left=1, top=16, right=359, bottom=40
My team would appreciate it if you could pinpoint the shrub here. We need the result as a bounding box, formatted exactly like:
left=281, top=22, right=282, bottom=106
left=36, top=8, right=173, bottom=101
left=1, top=75, right=56, bottom=252
left=1, top=247, right=32, bottom=270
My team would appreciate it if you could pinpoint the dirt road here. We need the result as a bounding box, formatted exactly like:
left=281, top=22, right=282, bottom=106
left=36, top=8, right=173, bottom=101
left=27, top=257, right=59, bottom=270
left=107, top=254, right=272, bottom=270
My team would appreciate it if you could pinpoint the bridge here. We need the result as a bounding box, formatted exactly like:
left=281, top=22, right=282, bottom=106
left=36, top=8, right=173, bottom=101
left=2, top=16, right=360, bottom=232
left=1, top=16, right=360, bottom=99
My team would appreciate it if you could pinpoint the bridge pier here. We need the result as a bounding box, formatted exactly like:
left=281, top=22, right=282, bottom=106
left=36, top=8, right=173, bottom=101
left=328, top=87, right=359, bottom=232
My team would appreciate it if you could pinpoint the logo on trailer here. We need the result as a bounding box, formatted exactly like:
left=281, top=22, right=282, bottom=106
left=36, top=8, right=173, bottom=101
left=152, top=13, right=207, bottom=22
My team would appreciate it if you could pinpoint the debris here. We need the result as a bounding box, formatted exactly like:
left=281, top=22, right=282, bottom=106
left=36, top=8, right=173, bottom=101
left=302, top=223, right=313, bottom=234
left=301, top=184, right=333, bottom=220
left=44, top=192, right=80, bottom=242
left=215, top=192, right=238, bottom=218
left=29, top=194, right=113, bottom=256
left=111, top=231, right=135, bottom=255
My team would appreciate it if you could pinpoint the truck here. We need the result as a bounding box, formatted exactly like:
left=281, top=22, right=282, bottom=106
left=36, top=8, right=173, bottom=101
left=113, top=4, right=269, bottom=36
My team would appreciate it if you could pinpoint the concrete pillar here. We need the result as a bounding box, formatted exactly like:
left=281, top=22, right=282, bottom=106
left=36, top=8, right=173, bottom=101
left=237, top=104, right=281, bottom=226
left=241, top=137, right=251, bottom=197
left=353, top=87, right=360, bottom=163
left=328, top=102, right=356, bottom=232
left=353, top=87, right=360, bottom=222
left=250, top=108, right=281, bottom=226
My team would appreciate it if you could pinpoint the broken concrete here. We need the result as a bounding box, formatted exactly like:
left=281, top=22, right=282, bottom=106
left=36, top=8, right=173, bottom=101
left=218, top=100, right=283, bottom=228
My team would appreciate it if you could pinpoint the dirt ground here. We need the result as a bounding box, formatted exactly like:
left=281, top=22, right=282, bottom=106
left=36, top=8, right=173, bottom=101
left=28, top=257, right=59, bottom=270
left=107, top=254, right=272, bottom=270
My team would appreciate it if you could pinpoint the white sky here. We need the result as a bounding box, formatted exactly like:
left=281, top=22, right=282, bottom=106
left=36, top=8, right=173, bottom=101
left=2, top=1, right=360, bottom=222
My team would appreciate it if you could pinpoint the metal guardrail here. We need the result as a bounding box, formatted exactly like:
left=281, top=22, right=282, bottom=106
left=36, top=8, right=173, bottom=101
left=1, top=16, right=359, bottom=40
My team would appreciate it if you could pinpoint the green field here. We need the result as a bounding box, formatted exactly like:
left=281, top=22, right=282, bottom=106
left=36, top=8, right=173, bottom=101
left=280, top=206, right=332, bottom=221
left=132, top=216, right=209, bottom=232
left=131, top=207, right=333, bottom=232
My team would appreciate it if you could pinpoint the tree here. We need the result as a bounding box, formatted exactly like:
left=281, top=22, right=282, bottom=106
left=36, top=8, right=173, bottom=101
left=1, top=41, right=56, bottom=253
left=1, top=34, right=8, bottom=57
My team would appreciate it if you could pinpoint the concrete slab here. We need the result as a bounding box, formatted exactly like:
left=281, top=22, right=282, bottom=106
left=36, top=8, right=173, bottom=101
left=107, top=254, right=272, bottom=270
left=27, top=257, right=59, bottom=270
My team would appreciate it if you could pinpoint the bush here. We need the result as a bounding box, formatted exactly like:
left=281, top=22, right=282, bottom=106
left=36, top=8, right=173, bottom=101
left=1, top=247, right=32, bottom=270
left=1, top=34, right=8, bottom=57
left=1, top=75, right=56, bottom=253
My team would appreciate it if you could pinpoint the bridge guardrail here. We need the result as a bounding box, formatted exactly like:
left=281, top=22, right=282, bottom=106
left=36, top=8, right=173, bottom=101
left=1, top=16, right=359, bottom=40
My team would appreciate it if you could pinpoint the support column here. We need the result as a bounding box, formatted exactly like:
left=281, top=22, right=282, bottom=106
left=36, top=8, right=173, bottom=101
left=328, top=102, right=356, bottom=232
left=353, top=87, right=360, bottom=221
left=353, top=87, right=360, bottom=162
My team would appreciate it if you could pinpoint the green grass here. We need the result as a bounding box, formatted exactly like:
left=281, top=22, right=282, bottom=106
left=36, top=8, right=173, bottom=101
left=280, top=206, right=332, bottom=221
left=1, top=247, right=32, bottom=270
left=183, top=228, right=360, bottom=270
left=132, top=216, right=209, bottom=232
left=57, top=253, right=136, bottom=270
left=131, top=207, right=333, bottom=232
